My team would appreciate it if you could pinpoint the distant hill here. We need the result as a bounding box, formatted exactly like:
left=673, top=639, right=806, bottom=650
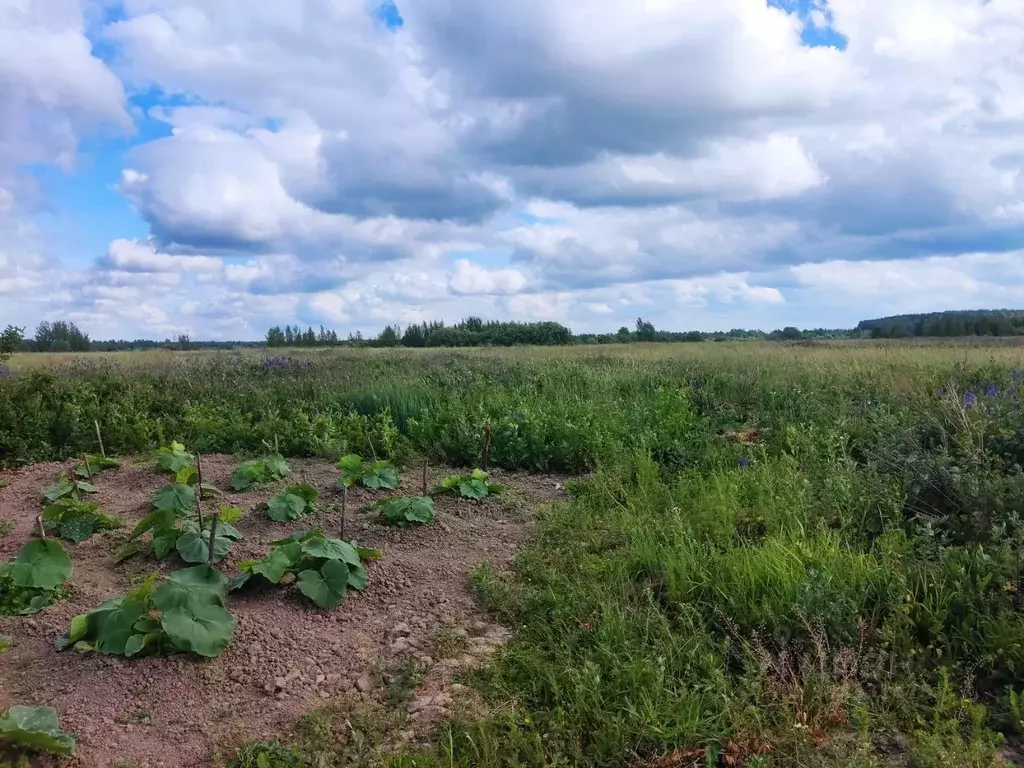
left=857, top=309, right=1024, bottom=338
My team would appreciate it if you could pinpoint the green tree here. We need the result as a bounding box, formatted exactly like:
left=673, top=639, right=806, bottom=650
left=0, top=324, right=24, bottom=362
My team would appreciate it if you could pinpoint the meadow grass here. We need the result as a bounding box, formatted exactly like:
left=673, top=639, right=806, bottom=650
left=4, top=340, right=1024, bottom=766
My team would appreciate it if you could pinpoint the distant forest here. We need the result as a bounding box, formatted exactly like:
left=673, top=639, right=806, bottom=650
left=858, top=309, right=1024, bottom=339
left=1, top=309, right=1023, bottom=355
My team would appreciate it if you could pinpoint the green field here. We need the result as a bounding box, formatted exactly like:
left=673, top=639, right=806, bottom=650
left=3, top=340, right=1024, bottom=766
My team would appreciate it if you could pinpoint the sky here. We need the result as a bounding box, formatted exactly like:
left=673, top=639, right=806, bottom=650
left=2, top=0, right=1024, bottom=341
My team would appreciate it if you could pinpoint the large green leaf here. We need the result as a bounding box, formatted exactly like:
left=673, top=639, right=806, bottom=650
left=153, top=483, right=195, bottom=513
left=263, top=453, right=291, bottom=480
left=10, top=539, right=72, bottom=590
left=296, top=560, right=348, bottom=608
left=129, top=508, right=171, bottom=539
left=347, top=563, right=368, bottom=591
left=59, top=514, right=96, bottom=544
left=152, top=529, right=180, bottom=560
left=284, top=483, right=318, bottom=504
left=152, top=566, right=227, bottom=612
left=155, top=442, right=194, bottom=474
left=90, top=597, right=147, bottom=655
left=378, top=496, right=435, bottom=527
left=337, top=454, right=364, bottom=488
left=266, top=493, right=308, bottom=522
left=251, top=542, right=302, bottom=583
left=0, top=706, right=75, bottom=756
left=302, top=537, right=361, bottom=567
left=230, top=460, right=265, bottom=491
left=215, top=522, right=243, bottom=541
left=364, top=461, right=399, bottom=490
left=161, top=602, right=234, bottom=658
left=459, top=478, right=489, bottom=500
left=175, top=530, right=231, bottom=564
left=42, top=477, right=97, bottom=504
left=67, top=614, right=88, bottom=644
left=218, top=506, right=245, bottom=525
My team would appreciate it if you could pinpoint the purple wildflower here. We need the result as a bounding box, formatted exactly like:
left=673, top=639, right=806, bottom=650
left=737, top=456, right=750, bottom=469
left=985, top=383, right=999, bottom=397
left=963, top=390, right=978, bottom=409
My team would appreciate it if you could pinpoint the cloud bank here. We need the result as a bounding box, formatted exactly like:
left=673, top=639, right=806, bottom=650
left=2, top=0, right=1024, bottom=339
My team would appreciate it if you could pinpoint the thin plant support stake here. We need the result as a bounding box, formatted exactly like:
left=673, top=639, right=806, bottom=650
left=483, top=423, right=491, bottom=473
left=207, top=511, right=220, bottom=565
left=421, top=460, right=429, bottom=496
left=94, top=420, right=106, bottom=458
left=341, top=486, right=347, bottom=540
left=35, top=515, right=46, bottom=539
left=195, top=454, right=205, bottom=531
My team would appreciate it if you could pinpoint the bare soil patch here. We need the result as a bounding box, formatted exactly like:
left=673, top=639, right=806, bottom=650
left=0, top=457, right=567, bottom=768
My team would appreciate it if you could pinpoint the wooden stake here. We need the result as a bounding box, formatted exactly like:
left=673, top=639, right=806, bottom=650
left=341, top=485, right=348, bottom=538
left=83, top=456, right=92, bottom=480
left=207, top=511, right=220, bottom=565
left=36, top=515, right=46, bottom=539
left=94, top=420, right=106, bottom=458
left=421, top=459, right=428, bottom=496
left=365, top=426, right=378, bottom=462
left=483, top=424, right=492, bottom=471
left=274, top=434, right=279, bottom=454
left=195, top=454, right=205, bottom=530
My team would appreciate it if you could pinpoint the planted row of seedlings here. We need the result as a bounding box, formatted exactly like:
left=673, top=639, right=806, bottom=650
left=0, top=439, right=504, bottom=761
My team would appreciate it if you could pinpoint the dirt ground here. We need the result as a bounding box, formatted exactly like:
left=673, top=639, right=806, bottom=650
left=0, top=456, right=567, bottom=768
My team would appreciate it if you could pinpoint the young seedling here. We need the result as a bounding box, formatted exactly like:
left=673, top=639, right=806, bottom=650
left=232, top=529, right=381, bottom=609
left=0, top=539, right=73, bottom=616
left=119, top=476, right=242, bottom=564
left=374, top=496, right=435, bottom=527
left=337, top=454, right=399, bottom=491
left=57, top=566, right=235, bottom=658
left=41, top=498, right=122, bottom=543
left=231, top=453, right=291, bottom=491
left=264, top=484, right=318, bottom=522
left=154, top=441, right=195, bottom=475
left=42, top=476, right=98, bottom=505
left=74, top=454, right=120, bottom=479
left=434, top=469, right=506, bottom=501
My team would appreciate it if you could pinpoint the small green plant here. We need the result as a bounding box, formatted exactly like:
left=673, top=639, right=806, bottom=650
left=0, top=635, right=9, bottom=654
left=228, top=741, right=303, bottom=768
left=0, top=520, right=12, bottom=538
left=265, top=484, right=318, bottom=522
left=231, top=454, right=291, bottom=491
left=232, top=529, right=381, bottom=609
left=120, top=477, right=242, bottom=563
left=375, top=496, right=435, bottom=527
left=41, top=498, right=122, bottom=543
left=175, top=507, right=244, bottom=564
left=42, top=475, right=97, bottom=504
left=58, top=565, right=235, bottom=658
left=154, top=441, right=194, bottom=474
left=74, top=454, right=120, bottom=478
left=0, top=539, right=72, bottom=616
left=0, top=705, right=75, bottom=760
left=337, top=454, right=399, bottom=490
left=435, top=468, right=506, bottom=501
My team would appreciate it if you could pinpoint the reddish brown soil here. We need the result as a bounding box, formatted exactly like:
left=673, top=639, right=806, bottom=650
left=0, top=457, right=567, bottom=768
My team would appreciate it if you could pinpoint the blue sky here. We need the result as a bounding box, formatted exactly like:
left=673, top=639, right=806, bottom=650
left=2, top=0, right=1023, bottom=340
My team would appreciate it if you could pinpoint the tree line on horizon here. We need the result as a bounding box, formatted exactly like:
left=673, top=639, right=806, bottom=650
left=1, top=309, right=1023, bottom=356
